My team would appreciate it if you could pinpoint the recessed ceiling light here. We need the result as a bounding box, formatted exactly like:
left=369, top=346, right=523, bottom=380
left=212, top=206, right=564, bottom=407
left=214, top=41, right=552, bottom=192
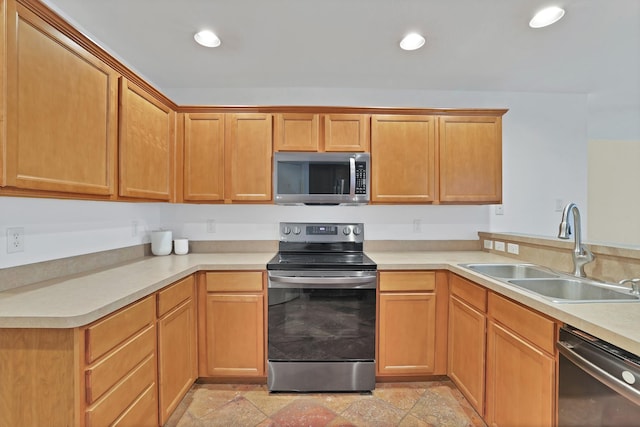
left=400, top=33, right=425, bottom=51
left=529, top=6, right=566, bottom=28
left=194, top=30, right=221, bottom=48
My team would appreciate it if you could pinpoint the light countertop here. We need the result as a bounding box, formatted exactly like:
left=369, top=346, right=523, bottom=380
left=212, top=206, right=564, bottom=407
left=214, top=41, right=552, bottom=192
left=1, top=250, right=638, bottom=356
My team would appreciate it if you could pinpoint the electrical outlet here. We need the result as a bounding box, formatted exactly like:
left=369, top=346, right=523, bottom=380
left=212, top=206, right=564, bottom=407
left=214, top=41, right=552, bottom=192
left=7, top=227, right=25, bottom=253
left=507, top=243, right=520, bottom=254
left=495, top=205, right=504, bottom=215
left=413, top=219, right=422, bottom=233
left=555, top=198, right=564, bottom=212
left=131, top=220, right=139, bottom=237
left=494, top=241, right=505, bottom=252
left=206, top=219, right=216, bottom=233
left=484, top=240, right=493, bottom=249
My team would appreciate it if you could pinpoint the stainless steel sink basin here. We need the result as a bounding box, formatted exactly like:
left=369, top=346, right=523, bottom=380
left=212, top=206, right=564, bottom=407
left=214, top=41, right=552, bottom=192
left=460, top=263, right=640, bottom=303
left=508, top=278, right=640, bottom=303
left=463, top=263, right=559, bottom=279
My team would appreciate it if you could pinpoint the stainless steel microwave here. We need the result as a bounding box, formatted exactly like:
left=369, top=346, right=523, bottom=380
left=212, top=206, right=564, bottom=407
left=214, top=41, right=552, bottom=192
left=273, top=152, right=370, bottom=205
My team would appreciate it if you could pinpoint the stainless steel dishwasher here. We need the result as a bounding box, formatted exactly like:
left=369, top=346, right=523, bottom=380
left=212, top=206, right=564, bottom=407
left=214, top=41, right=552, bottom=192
left=557, top=325, right=640, bottom=426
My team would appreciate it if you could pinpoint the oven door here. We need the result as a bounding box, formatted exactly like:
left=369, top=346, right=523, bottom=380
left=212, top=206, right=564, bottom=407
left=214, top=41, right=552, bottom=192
left=267, top=270, right=376, bottom=391
left=268, top=270, right=376, bottom=362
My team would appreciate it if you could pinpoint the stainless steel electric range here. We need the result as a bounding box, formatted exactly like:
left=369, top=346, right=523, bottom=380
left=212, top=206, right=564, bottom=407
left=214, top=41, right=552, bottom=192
left=266, top=222, right=377, bottom=392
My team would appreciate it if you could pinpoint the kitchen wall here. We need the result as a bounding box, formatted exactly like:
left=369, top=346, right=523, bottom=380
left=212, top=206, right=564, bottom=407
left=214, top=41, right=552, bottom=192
left=0, top=89, right=589, bottom=269
left=588, top=139, right=640, bottom=246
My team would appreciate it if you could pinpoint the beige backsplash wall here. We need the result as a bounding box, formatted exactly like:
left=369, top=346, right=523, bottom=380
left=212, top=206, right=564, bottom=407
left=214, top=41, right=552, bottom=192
left=479, top=232, right=640, bottom=284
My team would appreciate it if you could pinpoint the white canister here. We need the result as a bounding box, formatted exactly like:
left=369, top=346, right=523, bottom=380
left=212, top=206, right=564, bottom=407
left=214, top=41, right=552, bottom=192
left=174, top=238, right=189, bottom=255
left=151, top=230, right=172, bottom=256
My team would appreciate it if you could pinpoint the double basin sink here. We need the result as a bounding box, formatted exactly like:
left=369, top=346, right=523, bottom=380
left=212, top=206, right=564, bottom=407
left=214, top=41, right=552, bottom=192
left=460, top=263, right=640, bottom=303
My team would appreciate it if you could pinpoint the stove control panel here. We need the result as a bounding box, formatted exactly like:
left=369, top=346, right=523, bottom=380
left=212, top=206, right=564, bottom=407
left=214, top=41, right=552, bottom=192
left=279, top=222, right=364, bottom=243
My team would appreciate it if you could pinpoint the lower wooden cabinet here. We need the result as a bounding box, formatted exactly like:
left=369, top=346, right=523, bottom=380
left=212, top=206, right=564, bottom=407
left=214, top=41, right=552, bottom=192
left=377, top=270, right=448, bottom=377
left=485, top=292, right=556, bottom=427
left=0, top=276, right=200, bottom=427
left=84, top=296, right=158, bottom=427
left=157, top=275, right=197, bottom=425
left=447, top=274, right=487, bottom=415
left=198, top=271, right=266, bottom=378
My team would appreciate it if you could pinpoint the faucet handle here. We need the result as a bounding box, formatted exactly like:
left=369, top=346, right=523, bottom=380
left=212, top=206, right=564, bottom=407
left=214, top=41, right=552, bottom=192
left=618, top=278, right=640, bottom=295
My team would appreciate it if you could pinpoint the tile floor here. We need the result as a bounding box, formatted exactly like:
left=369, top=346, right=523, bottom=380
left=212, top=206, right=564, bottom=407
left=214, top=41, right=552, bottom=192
left=164, top=380, right=486, bottom=427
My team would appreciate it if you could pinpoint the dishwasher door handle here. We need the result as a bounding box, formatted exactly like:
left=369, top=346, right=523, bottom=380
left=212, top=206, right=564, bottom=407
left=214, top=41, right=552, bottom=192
left=557, top=340, right=640, bottom=405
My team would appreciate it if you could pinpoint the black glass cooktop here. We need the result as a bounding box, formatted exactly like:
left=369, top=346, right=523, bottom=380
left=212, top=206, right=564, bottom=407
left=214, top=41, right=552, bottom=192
left=267, top=252, right=377, bottom=271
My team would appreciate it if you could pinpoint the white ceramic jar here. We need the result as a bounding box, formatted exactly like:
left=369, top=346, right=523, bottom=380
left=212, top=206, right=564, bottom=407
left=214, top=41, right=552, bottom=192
left=174, top=238, right=189, bottom=255
left=151, top=230, right=172, bottom=256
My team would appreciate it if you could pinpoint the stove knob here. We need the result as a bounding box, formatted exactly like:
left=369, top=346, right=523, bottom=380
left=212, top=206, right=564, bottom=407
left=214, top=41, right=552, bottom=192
left=343, top=226, right=352, bottom=235
left=353, top=226, right=362, bottom=236
left=282, top=226, right=291, bottom=235
left=292, top=226, right=302, bottom=235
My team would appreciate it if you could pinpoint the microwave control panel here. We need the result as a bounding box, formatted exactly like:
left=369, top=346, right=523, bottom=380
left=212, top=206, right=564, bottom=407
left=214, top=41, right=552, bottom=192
left=355, top=162, right=367, bottom=195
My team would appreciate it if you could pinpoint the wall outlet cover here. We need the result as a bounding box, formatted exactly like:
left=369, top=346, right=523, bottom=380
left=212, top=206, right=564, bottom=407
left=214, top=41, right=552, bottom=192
left=7, top=227, right=25, bottom=253
left=494, top=241, right=506, bottom=251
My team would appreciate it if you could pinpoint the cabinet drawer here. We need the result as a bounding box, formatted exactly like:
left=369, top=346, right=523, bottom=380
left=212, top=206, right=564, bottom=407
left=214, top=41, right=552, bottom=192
left=206, top=271, right=263, bottom=292
left=157, top=275, right=194, bottom=317
left=379, top=271, right=435, bottom=292
left=85, top=353, right=156, bottom=427
left=85, top=296, right=155, bottom=364
left=450, top=274, right=487, bottom=312
left=488, top=292, right=556, bottom=354
left=112, top=383, right=158, bottom=427
left=85, top=325, right=156, bottom=404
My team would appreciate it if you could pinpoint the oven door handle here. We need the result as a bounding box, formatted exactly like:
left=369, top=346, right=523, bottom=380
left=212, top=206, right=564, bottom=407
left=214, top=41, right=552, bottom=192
left=268, top=275, right=376, bottom=289
left=557, top=340, right=640, bottom=405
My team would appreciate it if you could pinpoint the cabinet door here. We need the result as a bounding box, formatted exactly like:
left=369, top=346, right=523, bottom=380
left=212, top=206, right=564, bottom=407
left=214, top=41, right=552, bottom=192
left=486, top=321, right=555, bottom=427
left=448, top=295, right=486, bottom=415
left=274, top=113, right=319, bottom=151
left=204, top=294, right=265, bottom=377
left=119, top=78, right=175, bottom=200
left=439, top=116, right=502, bottom=203
left=324, top=114, right=369, bottom=152
left=371, top=115, right=436, bottom=203
left=378, top=293, right=436, bottom=375
left=183, top=113, right=225, bottom=201
left=4, top=3, right=118, bottom=196
left=225, top=113, right=273, bottom=201
left=158, top=299, right=197, bottom=425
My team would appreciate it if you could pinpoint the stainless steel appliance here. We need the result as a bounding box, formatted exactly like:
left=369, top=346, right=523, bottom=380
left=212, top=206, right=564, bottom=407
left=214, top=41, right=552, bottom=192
left=557, top=325, right=640, bottom=426
left=266, top=222, right=377, bottom=392
left=273, top=152, right=370, bottom=205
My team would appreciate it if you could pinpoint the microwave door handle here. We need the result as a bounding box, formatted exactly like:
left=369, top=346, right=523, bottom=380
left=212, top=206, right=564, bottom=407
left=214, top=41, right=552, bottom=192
left=349, top=157, right=356, bottom=196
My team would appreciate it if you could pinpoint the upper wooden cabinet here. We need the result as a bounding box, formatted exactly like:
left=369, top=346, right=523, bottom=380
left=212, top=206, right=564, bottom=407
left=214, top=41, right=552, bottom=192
left=371, top=113, right=504, bottom=204
left=274, top=113, right=369, bottom=152
left=371, top=115, right=437, bottom=203
left=274, top=113, right=319, bottom=151
left=182, top=113, right=272, bottom=203
left=439, top=116, right=502, bottom=203
left=324, top=114, right=369, bottom=152
left=224, top=113, right=273, bottom=202
left=182, top=113, right=225, bottom=201
left=3, top=2, right=118, bottom=196
left=119, top=78, right=176, bottom=201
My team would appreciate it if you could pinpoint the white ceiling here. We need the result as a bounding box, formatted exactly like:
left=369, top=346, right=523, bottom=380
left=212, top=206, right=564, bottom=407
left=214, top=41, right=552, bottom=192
left=43, top=0, right=639, bottom=111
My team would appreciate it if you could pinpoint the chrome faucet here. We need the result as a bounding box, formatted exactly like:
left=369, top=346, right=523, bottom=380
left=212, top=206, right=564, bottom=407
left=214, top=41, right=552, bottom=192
left=619, top=278, right=640, bottom=295
left=557, top=203, right=594, bottom=278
